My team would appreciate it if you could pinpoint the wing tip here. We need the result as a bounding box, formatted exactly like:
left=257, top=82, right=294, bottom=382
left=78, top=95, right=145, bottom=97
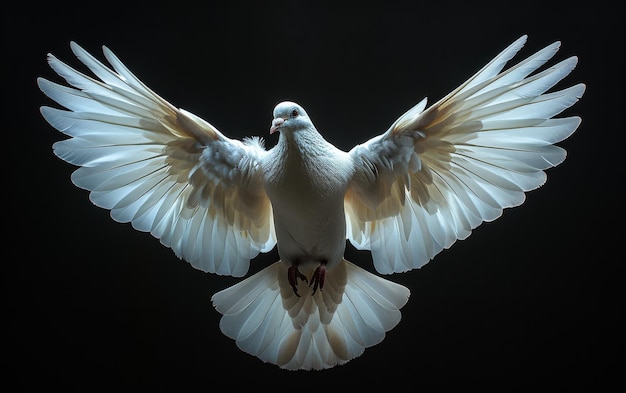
left=513, top=34, right=528, bottom=49
left=36, top=76, right=46, bottom=90
left=45, top=52, right=57, bottom=65
left=574, top=82, right=587, bottom=98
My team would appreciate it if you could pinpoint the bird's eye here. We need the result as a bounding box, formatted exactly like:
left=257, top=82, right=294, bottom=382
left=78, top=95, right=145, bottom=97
left=291, top=109, right=299, bottom=117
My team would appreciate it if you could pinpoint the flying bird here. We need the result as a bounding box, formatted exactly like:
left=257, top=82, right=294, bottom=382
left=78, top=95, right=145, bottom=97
left=39, top=35, right=585, bottom=370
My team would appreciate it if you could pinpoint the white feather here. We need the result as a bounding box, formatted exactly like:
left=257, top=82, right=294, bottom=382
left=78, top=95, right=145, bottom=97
left=346, top=36, right=584, bottom=275
left=211, top=260, right=409, bottom=370
left=39, top=42, right=276, bottom=278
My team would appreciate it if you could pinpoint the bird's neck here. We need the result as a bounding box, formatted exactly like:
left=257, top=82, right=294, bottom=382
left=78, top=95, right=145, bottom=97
left=267, top=128, right=352, bottom=199
left=278, top=128, right=330, bottom=160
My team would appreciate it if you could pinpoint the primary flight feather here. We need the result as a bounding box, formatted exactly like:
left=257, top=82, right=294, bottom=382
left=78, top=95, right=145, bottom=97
left=39, top=35, right=585, bottom=370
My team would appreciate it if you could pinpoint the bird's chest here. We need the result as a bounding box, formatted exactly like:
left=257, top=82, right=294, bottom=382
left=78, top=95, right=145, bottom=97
left=264, top=151, right=344, bottom=212
left=263, top=145, right=350, bottom=246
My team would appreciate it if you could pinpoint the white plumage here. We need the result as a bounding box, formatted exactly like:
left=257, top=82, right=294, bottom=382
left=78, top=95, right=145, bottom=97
left=39, top=35, right=584, bottom=370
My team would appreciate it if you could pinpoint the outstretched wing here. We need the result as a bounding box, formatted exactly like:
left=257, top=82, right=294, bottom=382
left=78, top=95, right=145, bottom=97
left=39, top=42, right=276, bottom=277
left=345, top=35, right=585, bottom=275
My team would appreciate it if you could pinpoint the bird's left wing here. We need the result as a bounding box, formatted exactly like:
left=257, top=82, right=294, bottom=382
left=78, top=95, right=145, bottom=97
left=345, top=35, right=585, bottom=275
left=39, top=42, right=276, bottom=277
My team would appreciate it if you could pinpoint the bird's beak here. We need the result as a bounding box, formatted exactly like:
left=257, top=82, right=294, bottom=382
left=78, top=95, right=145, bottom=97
left=270, top=117, right=285, bottom=134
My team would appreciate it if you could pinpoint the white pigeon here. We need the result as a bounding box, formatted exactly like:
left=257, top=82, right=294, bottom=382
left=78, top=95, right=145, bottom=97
left=39, top=35, right=585, bottom=370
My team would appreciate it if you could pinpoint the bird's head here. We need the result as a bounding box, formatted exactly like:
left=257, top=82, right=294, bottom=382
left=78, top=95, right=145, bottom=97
left=270, top=101, right=312, bottom=135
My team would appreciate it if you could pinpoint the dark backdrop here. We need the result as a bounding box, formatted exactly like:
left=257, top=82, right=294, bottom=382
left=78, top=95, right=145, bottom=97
left=5, top=1, right=622, bottom=390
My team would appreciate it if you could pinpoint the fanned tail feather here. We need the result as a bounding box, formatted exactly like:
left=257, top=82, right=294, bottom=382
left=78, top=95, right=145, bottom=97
left=211, top=259, right=410, bottom=370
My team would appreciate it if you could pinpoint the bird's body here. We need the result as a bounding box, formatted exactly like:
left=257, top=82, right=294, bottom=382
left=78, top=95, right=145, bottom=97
left=39, top=35, right=585, bottom=370
left=264, top=118, right=352, bottom=264
left=263, top=104, right=354, bottom=290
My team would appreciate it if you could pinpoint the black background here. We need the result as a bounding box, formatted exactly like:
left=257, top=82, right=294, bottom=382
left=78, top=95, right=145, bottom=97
left=5, top=1, right=623, bottom=390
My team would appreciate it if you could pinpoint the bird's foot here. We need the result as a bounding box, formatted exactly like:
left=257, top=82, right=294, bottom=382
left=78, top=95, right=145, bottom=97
left=309, top=263, right=326, bottom=295
left=288, top=265, right=308, bottom=297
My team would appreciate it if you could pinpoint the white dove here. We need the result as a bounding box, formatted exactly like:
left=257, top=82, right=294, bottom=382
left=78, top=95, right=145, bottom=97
left=39, top=35, right=584, bottom=370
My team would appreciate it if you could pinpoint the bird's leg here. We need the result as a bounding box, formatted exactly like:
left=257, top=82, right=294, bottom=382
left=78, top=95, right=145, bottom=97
left=288, top=263, right=308, bottom=297
left=309, top=260, right=327, bottom=295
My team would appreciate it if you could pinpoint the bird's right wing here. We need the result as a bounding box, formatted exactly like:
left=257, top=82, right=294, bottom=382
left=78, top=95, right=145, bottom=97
left=40, top=42, right=276, bottom=277
left=345, top=35, right=585, bottom=275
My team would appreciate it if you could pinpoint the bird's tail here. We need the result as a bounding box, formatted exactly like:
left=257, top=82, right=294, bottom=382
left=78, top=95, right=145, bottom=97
left=211, top=258, right=410, bottom=370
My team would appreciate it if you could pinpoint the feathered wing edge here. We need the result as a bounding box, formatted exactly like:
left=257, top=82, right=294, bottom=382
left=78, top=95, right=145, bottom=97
left=211, top=259, right=410, bottom=370
left=346, top=35, right=585, bottom=274
left=39, top=42, right=276, bottom=277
